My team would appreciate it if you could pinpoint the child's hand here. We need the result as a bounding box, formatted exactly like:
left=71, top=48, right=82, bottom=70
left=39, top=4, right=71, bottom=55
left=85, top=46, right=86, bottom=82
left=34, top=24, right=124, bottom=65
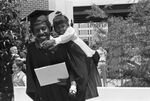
left=69, top=84, right=77, bottom=96
left=69, top=81, right=77, bottom=96
left=41, top=40, right=55, bottom=49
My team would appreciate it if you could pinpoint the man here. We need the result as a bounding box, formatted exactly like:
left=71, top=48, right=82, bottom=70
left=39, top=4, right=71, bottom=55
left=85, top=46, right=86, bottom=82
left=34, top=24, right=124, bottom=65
left=25, top=10, right=90, bottom=101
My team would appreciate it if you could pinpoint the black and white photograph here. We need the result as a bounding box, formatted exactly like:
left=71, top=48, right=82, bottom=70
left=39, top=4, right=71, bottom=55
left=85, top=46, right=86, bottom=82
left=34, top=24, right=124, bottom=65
left=0, top=0, right=150, bottom=101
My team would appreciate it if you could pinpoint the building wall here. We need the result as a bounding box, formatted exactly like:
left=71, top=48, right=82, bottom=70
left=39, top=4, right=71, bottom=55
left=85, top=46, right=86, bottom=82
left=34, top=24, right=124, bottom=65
left=74, top=23, right=93, bottom=40
left=20, top=0, right=73, bottom=25
left=73, top=0, right=135, bottom=45
left=48, top=0, right=73, bottom=24
left=74, top=22, right=108, bottom=45
left=20, top=0, right=49, bottom=19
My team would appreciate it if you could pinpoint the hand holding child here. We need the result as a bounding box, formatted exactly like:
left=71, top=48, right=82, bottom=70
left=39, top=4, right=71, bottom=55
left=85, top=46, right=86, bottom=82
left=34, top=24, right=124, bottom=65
left=41, top=39, right=55, bottom=49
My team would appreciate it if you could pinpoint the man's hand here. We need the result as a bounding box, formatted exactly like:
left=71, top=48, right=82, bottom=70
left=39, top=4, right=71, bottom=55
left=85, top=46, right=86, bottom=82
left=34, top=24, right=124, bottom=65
left=41, top=40, right=55, bottom=49
left=57, top=78, right=68, bottom=86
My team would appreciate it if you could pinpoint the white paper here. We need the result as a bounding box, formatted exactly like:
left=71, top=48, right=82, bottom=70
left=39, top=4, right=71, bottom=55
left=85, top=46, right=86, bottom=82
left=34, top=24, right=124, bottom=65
left=34, top=62, right=69, bottom=86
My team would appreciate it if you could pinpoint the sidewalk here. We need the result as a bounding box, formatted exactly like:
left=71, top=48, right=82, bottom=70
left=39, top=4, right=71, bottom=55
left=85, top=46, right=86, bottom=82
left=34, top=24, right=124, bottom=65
left=87, top=87, right=150, bottom=101
left=14, top=87, right=150, bottom=101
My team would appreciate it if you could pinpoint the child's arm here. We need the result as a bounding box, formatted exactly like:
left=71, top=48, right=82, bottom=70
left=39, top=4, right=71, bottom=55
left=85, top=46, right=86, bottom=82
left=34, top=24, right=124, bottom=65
left=41, top=27, right=76, bottom=49
left=54, top=26, right=76, bottom=45
left=68, top=68, right=77, bottom=95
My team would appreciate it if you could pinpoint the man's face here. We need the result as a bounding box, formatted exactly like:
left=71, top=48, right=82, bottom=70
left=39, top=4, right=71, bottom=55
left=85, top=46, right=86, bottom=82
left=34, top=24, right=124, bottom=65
left=33, top=22, right=50, bottom=43
left=55, top=23, right=68, bottom=35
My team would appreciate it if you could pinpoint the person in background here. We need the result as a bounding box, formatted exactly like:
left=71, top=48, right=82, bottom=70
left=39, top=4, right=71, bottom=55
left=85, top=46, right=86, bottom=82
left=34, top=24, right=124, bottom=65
left=42, top=12, right=101, bottom=99
left=97, top=47, right=107, bottom=87
left=9, top=46, right=26, bottom=74
left=9, top=46, right=26, bottom=62
left=12, top=60, right=26, bottom=86
left=9, top=46, right=20, bottom=60
left=19, top=45, right=27, bottom=59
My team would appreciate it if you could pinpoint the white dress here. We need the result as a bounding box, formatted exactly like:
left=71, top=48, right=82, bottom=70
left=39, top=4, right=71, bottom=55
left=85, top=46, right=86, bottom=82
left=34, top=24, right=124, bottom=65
left=52, top=26, right=95, bottom=57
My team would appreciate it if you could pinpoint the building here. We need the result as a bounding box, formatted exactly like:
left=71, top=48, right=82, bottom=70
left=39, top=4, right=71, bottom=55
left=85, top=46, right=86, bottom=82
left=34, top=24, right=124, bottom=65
left=20, top=0, right=73, bottom=24
left=73, top=0, right=139, bottom=23
left=73, top=0, right=139, bottom=44
left=20, top=0, right=139, bottom=44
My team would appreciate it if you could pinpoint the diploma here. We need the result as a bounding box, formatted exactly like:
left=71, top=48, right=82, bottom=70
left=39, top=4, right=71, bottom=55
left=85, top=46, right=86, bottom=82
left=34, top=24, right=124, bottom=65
left=34, top=62, right=69, bottom=86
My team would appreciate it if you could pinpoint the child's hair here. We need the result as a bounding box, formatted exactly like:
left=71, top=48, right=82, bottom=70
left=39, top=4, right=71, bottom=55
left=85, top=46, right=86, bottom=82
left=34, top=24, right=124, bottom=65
left=14, top=60, right=24, bottom=69
left=53, top=12, right=69, bottom=30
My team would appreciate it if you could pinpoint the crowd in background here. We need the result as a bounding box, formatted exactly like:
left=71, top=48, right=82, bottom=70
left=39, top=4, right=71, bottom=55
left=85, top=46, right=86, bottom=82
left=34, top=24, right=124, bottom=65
left=10, top=46, right=26, bottom=87
left=0, top=44, right=27, bottom=101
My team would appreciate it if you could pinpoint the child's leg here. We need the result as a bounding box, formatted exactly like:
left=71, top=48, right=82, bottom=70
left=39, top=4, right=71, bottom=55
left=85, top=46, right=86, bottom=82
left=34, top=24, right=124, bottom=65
left=92, top=51, right=100, bottom=66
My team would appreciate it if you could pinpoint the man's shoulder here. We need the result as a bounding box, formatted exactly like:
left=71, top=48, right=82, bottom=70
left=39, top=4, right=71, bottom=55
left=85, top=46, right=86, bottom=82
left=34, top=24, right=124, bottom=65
left=26, top=42, right=37, bottom=54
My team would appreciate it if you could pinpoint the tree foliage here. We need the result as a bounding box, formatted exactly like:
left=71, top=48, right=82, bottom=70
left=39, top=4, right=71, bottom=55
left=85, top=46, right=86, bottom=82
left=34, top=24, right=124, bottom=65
left=86, top=0, right=150, bottom=87
left=0, top=0, right=27, bottom=97
left=0, top=0, right=27, bottom=52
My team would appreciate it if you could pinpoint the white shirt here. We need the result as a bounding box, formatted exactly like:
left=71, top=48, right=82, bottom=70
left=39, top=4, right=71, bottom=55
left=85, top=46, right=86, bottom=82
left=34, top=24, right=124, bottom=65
left=51, top=26, right=95, bottom=57
left=12, top=71, right=26, bottom=86
left=97, top=47, right=107, bottom=62
left=97, top=47, right=107, bottom=67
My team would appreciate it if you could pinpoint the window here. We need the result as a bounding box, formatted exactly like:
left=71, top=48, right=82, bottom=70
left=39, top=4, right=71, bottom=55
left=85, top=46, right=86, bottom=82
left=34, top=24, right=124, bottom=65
left=79, top=30, right=89, bottom=35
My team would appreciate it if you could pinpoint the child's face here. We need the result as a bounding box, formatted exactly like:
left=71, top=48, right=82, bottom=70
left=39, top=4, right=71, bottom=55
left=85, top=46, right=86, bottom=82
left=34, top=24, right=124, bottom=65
left=12, top=63, right=21, bottom=73
left=10, top=46, right=18, bottom=54
left=55, top=23, right=68, bottom=35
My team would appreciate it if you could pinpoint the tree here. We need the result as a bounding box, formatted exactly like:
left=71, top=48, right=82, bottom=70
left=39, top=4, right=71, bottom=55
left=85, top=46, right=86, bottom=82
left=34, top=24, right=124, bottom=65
left=0, top=0, right=28, bottom=51
left=0, top=0, right=27, bottom=100
left=85, top=0, right=150, bottom=87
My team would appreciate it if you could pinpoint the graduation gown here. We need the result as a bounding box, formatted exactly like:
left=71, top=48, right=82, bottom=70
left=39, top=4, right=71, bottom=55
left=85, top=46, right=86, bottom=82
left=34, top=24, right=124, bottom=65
left=66, top=41, right=101, bottom=99
left=26, top=42, right=89, bottom=101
